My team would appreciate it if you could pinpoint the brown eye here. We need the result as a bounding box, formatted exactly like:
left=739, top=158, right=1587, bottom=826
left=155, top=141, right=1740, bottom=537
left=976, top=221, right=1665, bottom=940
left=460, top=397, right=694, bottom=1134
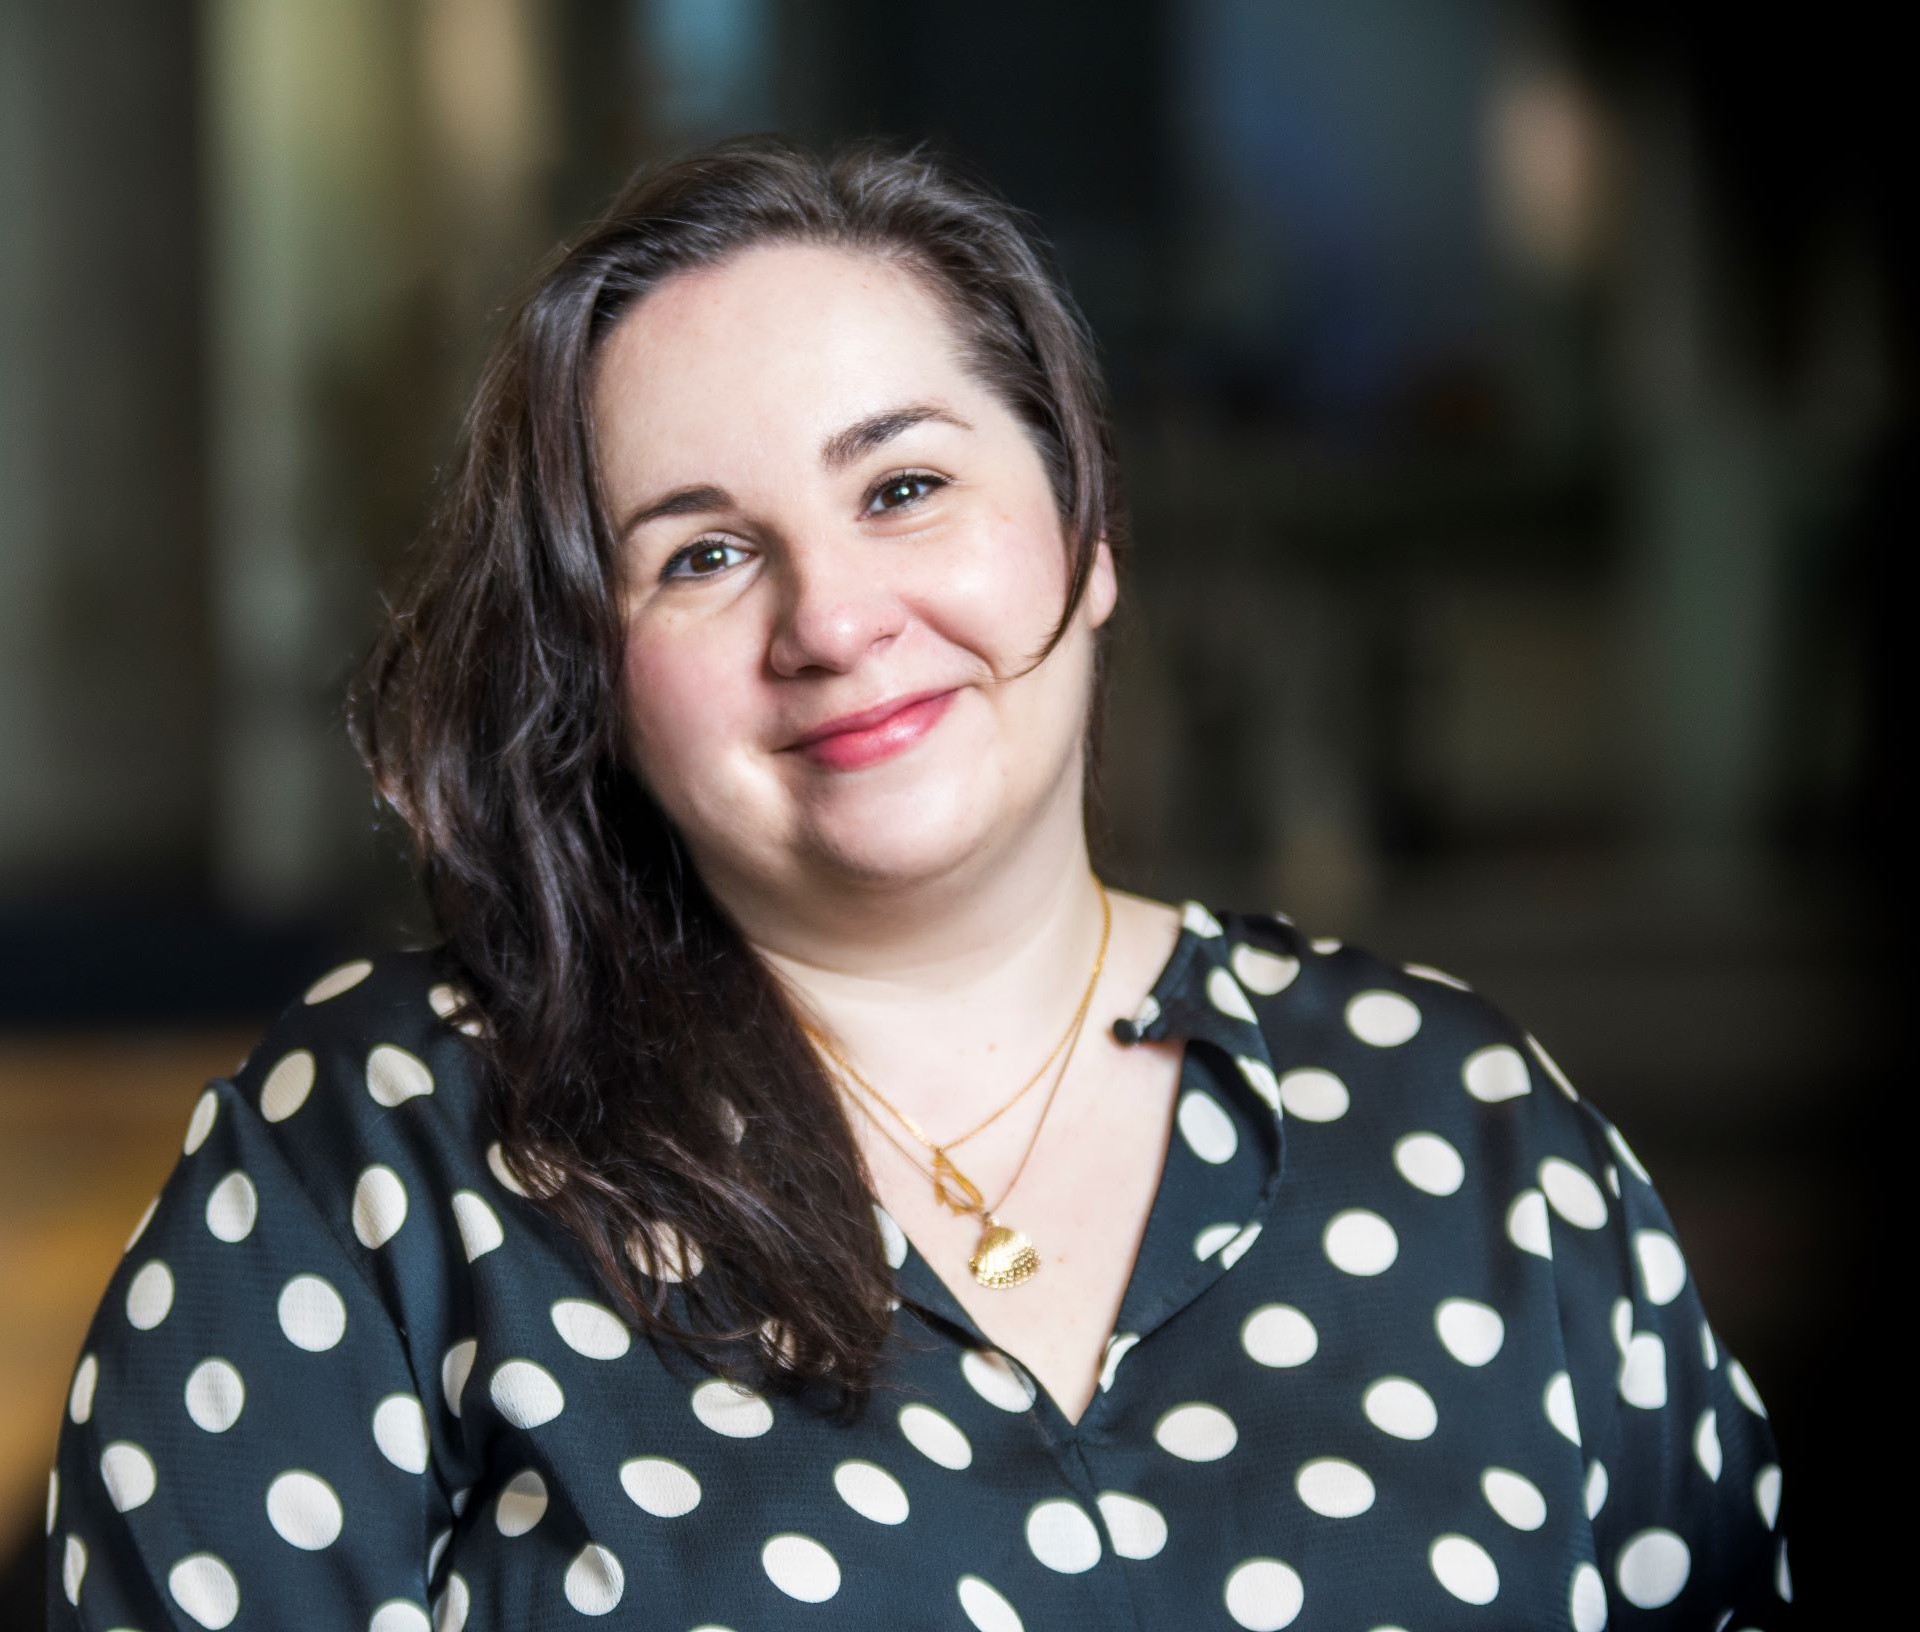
left=660, top=540, right=747, bottom=582
left=867, top=472, right=946, bottom=513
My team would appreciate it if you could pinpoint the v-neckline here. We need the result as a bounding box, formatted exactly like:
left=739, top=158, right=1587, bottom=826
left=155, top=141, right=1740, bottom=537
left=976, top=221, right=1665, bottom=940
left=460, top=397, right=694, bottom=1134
left=881, top=906, right=1285, bottom=1442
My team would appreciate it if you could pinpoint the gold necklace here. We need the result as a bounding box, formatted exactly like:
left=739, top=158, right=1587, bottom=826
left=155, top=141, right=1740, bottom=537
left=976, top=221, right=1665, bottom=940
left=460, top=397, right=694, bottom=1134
left=801, top=878, right=1112, bottom=1289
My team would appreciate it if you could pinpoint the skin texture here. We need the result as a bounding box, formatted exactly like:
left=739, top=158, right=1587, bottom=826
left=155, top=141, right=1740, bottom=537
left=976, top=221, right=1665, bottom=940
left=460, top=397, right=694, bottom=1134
left=592, top=244, right=1184, bottom=1422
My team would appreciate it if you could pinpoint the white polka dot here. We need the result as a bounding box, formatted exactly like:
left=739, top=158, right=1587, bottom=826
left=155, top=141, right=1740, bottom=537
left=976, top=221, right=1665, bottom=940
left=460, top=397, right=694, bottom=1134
left=266, top=1470, right=342, bottom=1549
left=1431, top=1533, right=1499, bottom=1603
left=183, top=1089, right=219, bottom=1154
left=1363, top=1376, right=1437, bottom=1439
left=1584, top=1458, right=1608, bottom=1517
left=550, top=1299, right=630, bottom=1360
left=46, top=1468, right=57, bottom=1534
left=963, top=1349, right=1037, bottom=1412
left=1693, top=1407, right=1722, bottom=1481
left=205, top=1171, right=258, bottom=1242
left=1727, top=1356, right=1767, bottom=1416
left=279, top=1274, right=347, bottom=1351
left=100, top=1441, right=157, bottom=1511
left=1463, top=1044, right=1531, bottom=1102
left=169, top=1543, right=241, bottom=1620
left=1569, top=1561, right=1606, bottom=1632
left=126, top=1260, right=174, bottom=1328
left=1224, top=1557, right=1303, bottom=1630
left=1296, top=1457, right=1374, bottom=1517
left=374, top=1394, right=430, bottom=1473
left=260, top=1050, right=315, bottom=1122
left=1606, top=1118, right=1651, bottom=1182
left=1481, top=1467, right=1546, bottom=1530
left=957, top=1573, right=1024, bottom=1632
left=185, top=1357, right=245, bottom=1431
left=628, top=1218, right=704, bottom=1281
left=1540, top=1157, right=1608, bottom=1229
left=619, top=1456, right=701, bottom=1517
left=1129, top=994, right=1162, bottom=1032
left=490, top=1359, right=564, bottom=1428
left=1616, top=1528, right=1690, bottom=1608
left=1277, top=1068, right=1348, bottom=1123
left=449, top=1485, right=470, bottom=1516
left=1311, top=937, right=1342, bottom=953
left=305, top=959, right=373, bottom=1002
left=1701, top=1321, right=1719, bottom=1369
left=371, top=1601, right=432, bottom=1632
left=427, top=1528, right=451, bottom=1584
left=1178, top=1088, right=1239, bottom=1162
left=1776, top=1537, right=1792, bottom=1601
left=440, top=1338, right=476, bottom=1416
left=1619, top=1332, right=1667, bottom=1409
left=1242, top=1303, right=1318, bottom=1368
left=1099, top=1331, right=1139, bottom=1391
left=427, top=983, right=486, bottom=1037
left=494, top=1469, right=546, bottom=1535
left=125, top=1193, right=159, bottom=1252
left=1346, top=990, right=1421, bottom=1046
left=433, top=1570, right=468, bottom=1631
left=61, top=1533, right=85, bottom=1604
left=564, top=1543, right=624, bottom=1615
left=483, top=1141, right=530, bottom=1199
left=833, top=1459, right=908, bottom=1524
left=690, top=1378, right=772, bottom=1437
left=1506, top=1189, right=1553, bottom=1258
left=1545, top=1371, right=1582, bottom=1444
left=1026, top=1497, right=1102, bottom=1573
left=1610, top=1296, right=1633, bottom=1355
left=1605, top=1164, right=1620, bottom=1195
left=451, top=1191, right=503, bottom=1262
left=1754, top=1463, right=1782, bottom=1528
left=1527, top=1032, right=1580, bottom=1099
left=1394, top=1132, right=1464, bottom=1195
left=1195, top=1221, right=1241, bottom=1258
left=1405, top=961, right=1471, bottom=990
left=366, top=1044, right=434, bottom=1107
left=873, top=1203, right=908, bottom=1268
left=1155, top=1400, right=1238, bottom=1461
left=1231, top=943, right=1299, bottom=995
left=1184, top=900, right=1225, bottom=937
left=899, top=1401, right=972, bottom=1468
left=763, top=1533, right=840, bottom=1601
left=352, top=1165, right=409, bottom=1248
left=1097, top=1490, right=1167, bottom=1558
left=1434, top=1298, right=1504, bottom=1366
left=1206, top=966, right=1257, bottom=1022
left=1220, top=1221, right=1262, bottom=1269
left=68, top=1354, right=98, bottom=1423
left=1324, top=1208, right=1398, bottom=1275
left=1633, top=1230, right=1687, bottom=1304
left=1235, top=1055, right=1280, bottom=1110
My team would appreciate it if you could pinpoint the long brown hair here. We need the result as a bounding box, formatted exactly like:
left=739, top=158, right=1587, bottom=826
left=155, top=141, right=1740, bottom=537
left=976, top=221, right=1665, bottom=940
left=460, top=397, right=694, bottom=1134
left=348, top=135, right=1127, bottom=1419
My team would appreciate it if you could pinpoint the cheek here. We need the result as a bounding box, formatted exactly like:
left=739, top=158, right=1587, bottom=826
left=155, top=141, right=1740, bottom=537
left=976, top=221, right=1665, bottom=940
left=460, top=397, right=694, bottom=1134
left=619, top=623, right=746, bottom=782
left=926, top=503, right=1072, bottom=656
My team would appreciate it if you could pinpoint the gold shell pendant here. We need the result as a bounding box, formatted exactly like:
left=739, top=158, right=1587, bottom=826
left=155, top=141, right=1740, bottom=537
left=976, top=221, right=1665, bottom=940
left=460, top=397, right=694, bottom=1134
left=970, top=1221, right=1039, bottom=1288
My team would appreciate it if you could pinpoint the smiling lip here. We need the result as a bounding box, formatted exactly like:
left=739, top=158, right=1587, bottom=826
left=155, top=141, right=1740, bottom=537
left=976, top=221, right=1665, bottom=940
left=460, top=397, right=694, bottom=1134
left=788, top=688, right=958, bottom=769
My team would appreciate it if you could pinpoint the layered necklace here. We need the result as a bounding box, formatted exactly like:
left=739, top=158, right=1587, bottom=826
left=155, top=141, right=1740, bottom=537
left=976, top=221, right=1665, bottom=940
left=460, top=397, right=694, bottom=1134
left=799, top=877, right=1112, bottom=1290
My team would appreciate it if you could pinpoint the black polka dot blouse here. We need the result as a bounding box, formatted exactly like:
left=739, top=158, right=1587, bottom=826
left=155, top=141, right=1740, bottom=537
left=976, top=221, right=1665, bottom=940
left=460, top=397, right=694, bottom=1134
left=48, top=902, right=1793, bottom=1629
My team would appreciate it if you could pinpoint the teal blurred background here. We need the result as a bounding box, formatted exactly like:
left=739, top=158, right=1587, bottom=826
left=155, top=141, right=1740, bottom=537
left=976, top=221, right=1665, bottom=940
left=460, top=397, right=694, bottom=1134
left=2, top=1, right=1901, bottom=1618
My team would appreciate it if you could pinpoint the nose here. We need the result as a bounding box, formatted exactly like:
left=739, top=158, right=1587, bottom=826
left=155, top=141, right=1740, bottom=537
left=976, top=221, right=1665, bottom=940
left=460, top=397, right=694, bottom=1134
left=764, top=534, right=907, bottom=678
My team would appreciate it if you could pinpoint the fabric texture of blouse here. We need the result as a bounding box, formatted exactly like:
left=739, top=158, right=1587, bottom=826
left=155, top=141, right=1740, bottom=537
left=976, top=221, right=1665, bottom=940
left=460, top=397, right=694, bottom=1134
left=48, top=901, right=1793, bottom=1630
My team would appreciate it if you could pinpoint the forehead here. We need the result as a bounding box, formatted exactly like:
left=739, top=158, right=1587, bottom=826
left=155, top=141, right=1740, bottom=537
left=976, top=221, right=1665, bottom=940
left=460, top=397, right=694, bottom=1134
left=591, top=243, right=978, bottom=477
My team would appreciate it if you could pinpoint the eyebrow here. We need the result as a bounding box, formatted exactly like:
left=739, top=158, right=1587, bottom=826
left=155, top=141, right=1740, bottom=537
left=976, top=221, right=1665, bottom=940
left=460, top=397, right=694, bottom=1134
left=614, top=402, right=973, bottom=538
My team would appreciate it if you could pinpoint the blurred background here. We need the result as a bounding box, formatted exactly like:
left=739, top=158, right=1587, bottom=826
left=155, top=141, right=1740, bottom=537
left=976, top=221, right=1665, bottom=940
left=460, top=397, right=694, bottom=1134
left=2, top=0, right=1901, bottom=1619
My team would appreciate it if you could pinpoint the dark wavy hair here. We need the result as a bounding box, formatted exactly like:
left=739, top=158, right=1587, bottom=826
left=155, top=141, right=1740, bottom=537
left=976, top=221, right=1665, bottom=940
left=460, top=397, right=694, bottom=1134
left=347, top=134, right=1127, bottom=1419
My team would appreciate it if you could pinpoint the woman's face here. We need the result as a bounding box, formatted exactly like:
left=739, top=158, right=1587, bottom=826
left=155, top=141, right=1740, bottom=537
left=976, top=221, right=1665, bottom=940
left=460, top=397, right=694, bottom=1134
left=592, top=242, right=1116, bottom=909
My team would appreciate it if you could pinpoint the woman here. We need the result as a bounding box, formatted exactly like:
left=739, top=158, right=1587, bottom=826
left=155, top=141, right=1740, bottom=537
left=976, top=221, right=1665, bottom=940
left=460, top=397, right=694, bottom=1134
left=50, top=137, right=1791, bottom=1630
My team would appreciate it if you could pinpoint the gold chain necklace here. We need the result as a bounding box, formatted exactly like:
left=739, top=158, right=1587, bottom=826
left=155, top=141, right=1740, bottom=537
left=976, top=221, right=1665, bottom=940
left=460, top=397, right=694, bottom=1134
left=800, top=878, right=1112, bottom=1289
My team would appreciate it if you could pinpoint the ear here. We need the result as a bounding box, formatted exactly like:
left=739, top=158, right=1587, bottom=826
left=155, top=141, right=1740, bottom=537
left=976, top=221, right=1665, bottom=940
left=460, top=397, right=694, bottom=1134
left=1084, top=534, right=1118, bottom=631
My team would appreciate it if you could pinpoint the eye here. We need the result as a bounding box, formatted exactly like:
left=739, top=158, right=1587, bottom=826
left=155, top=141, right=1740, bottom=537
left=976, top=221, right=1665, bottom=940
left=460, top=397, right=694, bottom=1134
left=659, top=539, right=749, bottom=582
left=866, top=470, right=948, bottom=514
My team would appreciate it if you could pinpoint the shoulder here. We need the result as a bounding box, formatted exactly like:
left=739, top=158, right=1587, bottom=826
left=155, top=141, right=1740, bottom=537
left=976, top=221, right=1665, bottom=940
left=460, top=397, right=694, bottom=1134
left=218, top=945, right=502, bottom=1203
left=1209, top=902, right=1632, bottom=1186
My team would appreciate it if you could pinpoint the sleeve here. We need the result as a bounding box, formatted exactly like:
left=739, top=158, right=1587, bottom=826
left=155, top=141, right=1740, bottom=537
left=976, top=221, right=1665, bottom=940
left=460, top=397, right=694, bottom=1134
left=45, top=1065, right=455, bottom=1630
left=1528, top=1033, right=1795, bottom=1629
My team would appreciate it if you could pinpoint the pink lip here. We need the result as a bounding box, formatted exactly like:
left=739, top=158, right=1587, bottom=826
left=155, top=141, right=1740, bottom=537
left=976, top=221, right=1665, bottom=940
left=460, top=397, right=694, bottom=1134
left=790, top=688, right=958, bottom=769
